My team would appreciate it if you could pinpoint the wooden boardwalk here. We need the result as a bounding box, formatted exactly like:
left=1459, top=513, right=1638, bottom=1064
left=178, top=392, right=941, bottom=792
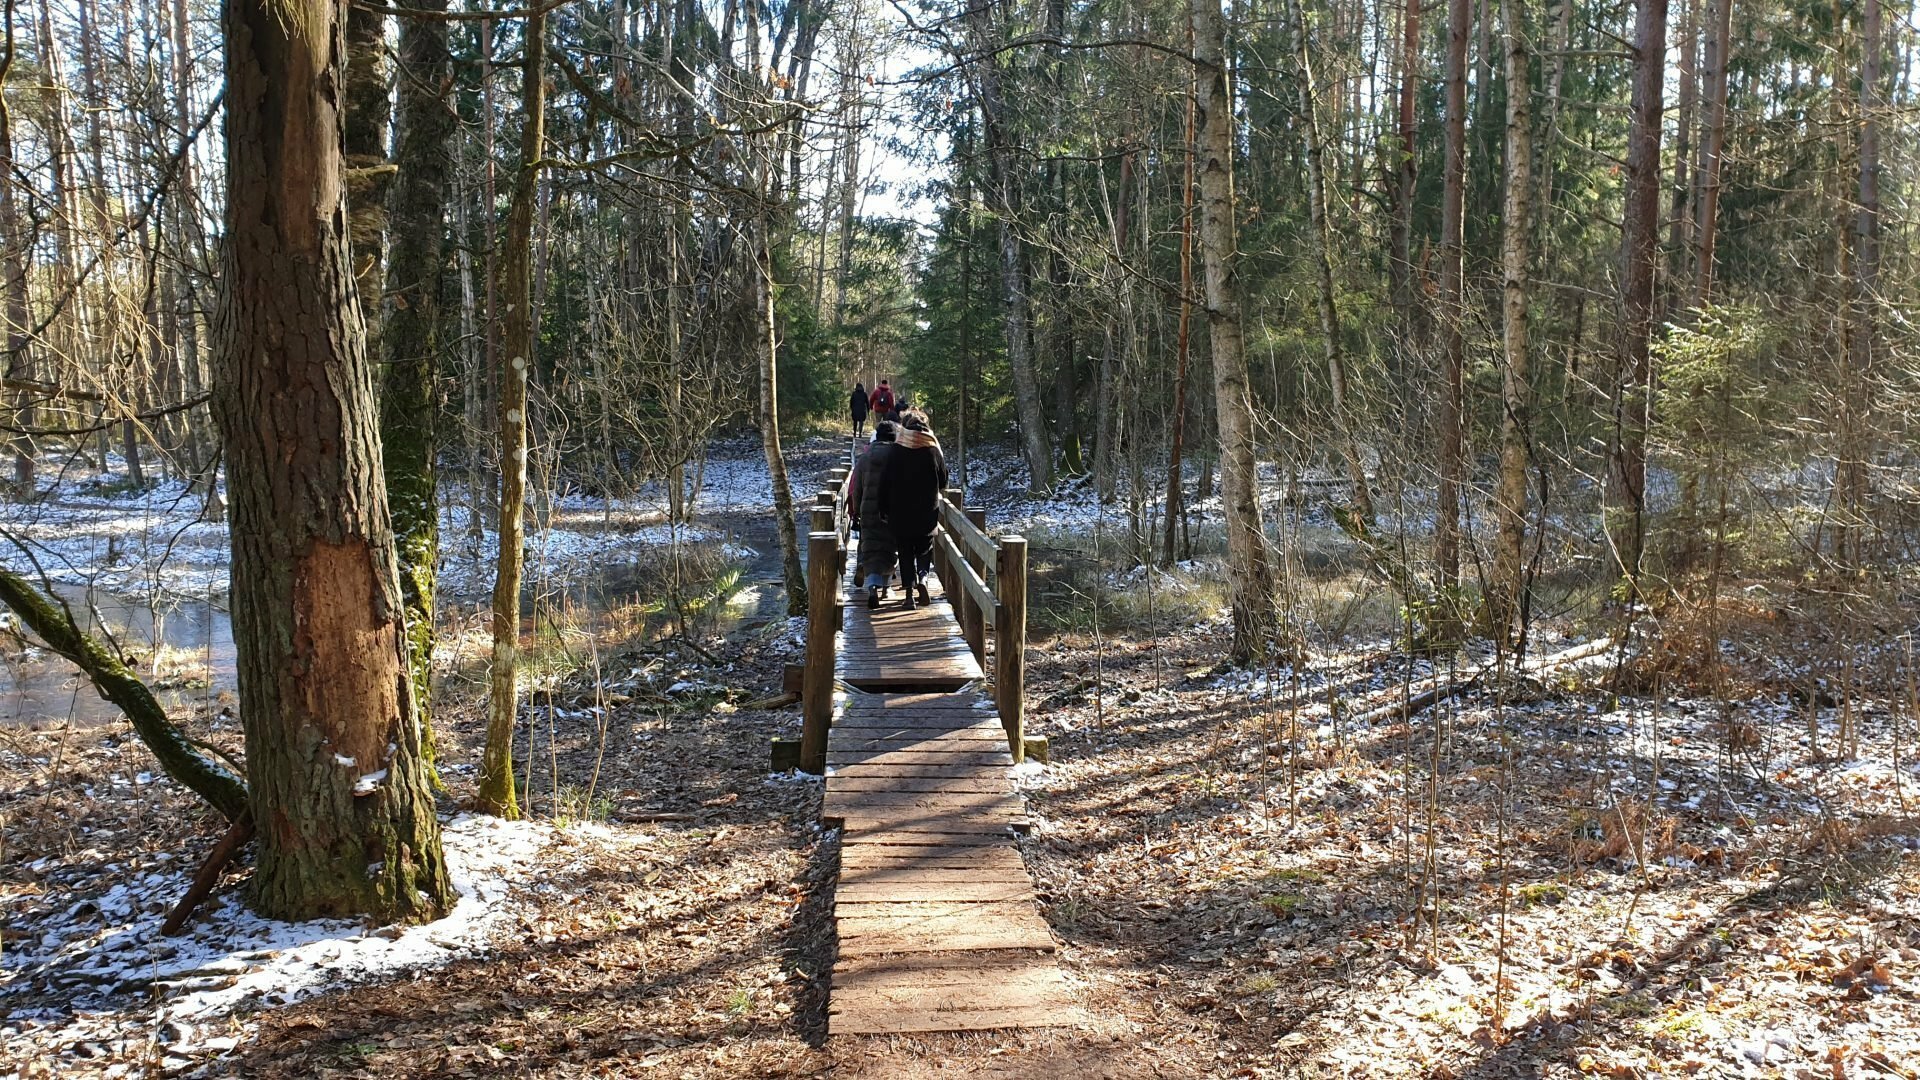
left=820, top=538, right=1077, bottom=1036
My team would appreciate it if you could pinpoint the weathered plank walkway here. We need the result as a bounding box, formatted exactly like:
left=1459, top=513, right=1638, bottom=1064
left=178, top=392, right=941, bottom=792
left=820, top=538, right=1077, bottom=1036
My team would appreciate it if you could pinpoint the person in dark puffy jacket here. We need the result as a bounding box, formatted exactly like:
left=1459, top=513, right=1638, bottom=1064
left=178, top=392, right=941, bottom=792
left=852, top=421, right=899, bottom=605
left=850, top=382, right=870, bottom=434
left=880, top=409, right=948, bottom=609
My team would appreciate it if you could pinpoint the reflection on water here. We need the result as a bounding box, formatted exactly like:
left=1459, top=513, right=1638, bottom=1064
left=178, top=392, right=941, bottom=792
left=1, top=542, right=781, bottom=729
left=0, top=585, right=236, bottom=728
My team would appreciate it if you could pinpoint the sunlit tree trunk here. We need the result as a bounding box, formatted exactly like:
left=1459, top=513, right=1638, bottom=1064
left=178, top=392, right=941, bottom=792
left=215, top=0, right=449, bottom=921
left=481, top=5, right=547, bottom=820
left=1194, top=0, right=1279, bottom=662
left=1607, top=0, right=1667, bottom=588
left=1493, top=0, right=1534, bottom=638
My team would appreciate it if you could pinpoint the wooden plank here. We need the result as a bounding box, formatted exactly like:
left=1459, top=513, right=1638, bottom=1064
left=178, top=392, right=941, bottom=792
left=833, top=810, right=1029, bottom=826
left=837, top=880, right=1035, bottom=903
left=834, top=731, right=1009, bottom=746
left=839, top=844, right=1026, bottom=868
left=829, top=972, right=1067, bottom=1014
left=830, top=1004, right=1080, bottom=1035
left=829, top=727, right=1004, bottom=740
left=832, top=950, right=1059, bottom=977
left=840, top=827, right=1009, bottom=845
left=840, top=693, right=995, bottom=710
left=826, top=790, right=1019, bottom=811
left=835, top=924, right=1057, bottom=957
left=821, top=772, right=1006, bottom=791
left=826, top=750, right=1013, bottom=766
left=833, top=860, right=1029, bottom=880
left=833, top=977, right=1069, bottom=1014
left=828, top=763, right=1009, bottom=780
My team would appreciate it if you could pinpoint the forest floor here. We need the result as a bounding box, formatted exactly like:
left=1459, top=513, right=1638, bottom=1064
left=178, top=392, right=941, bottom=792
left=4, top=438, right=1919, bottom=1078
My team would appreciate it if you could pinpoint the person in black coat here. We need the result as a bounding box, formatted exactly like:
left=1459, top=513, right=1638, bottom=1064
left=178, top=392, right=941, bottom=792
left=852, top=421, right=899, bottom=604
left=850, top=382, right=870, bottom=434
left=879, top=410, right=948, bottom=610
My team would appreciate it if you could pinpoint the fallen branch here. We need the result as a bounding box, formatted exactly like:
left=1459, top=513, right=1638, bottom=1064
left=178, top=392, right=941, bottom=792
left=160, top=816, right=255, bottom=936
left=1344, top=636, right=1618, bottom=727
left=0, top=563, right=248, bottom=822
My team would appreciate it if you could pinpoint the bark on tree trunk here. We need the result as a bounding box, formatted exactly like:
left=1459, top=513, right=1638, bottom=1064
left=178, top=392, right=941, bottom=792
left=757, top=205, right=808, bottom=615
left=1691, top=0, right=1731, bottom=307
left=1493, top=0, right=1533, bottom=639
left=381, top=0, right=453, bottom=778
left=214, top=0, right=449, bottom=922
left=1608, top=0, right=1667, bottom=588
left=1434, top=0, right=1470, bottom=594
left=344, top=1, right=392, bottom=339
left=1390, top=0, right=1421, bottom=327
left=1194, top=0, right=1280, bottom=662
left=480, top=6, right=547, bottom=820
left=966, top=0, right=1053, bottom=493
left=0, top=2, right=31, bottom=495
left=1164, top=87, right=1196, bottom=566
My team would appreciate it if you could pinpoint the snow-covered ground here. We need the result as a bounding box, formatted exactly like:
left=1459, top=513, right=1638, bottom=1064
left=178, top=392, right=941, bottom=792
left=0, top=814, right=659, bottom=1071
left=0, top=446, right=789, bottom=610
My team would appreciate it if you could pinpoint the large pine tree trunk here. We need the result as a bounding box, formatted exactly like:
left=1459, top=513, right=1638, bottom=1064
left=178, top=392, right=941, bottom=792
left=1608, top=0, right=1667, bottom=587
left=1193, top=0, right=1279, bottom=662
left=1434, top=0, right=1470, bottom=593
left=480, top=6, right=547, bottom=820
left=1493, top=0, right=1533, bottom=638
left=381, top=0, right=453, bottom=773
left=215, top=0, right=449, bottom=922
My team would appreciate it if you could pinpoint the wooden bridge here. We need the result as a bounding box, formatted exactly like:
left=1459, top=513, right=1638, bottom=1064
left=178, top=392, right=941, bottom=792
left=785, top=438, right=1078, bottom=1037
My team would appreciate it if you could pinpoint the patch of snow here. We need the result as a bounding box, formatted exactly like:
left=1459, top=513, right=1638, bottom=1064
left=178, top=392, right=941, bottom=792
left=2, top=814, right=553, bottom=1032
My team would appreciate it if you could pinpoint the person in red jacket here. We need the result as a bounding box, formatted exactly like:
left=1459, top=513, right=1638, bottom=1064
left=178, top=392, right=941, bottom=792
left=868, top=380, right=895, bottom=421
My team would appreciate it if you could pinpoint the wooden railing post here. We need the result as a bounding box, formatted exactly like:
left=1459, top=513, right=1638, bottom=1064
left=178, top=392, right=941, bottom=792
left=800, top=531, right=838, bottom=774
left=962, top=506, right=988, bottom=665
left=994, top=536, right=1027, bottom=763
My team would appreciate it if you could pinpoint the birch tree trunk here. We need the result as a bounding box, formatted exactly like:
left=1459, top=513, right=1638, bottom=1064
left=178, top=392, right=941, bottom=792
left=1194, top=0, right=1280, bottom=662
left=215, top=0, right=449, bottom=921
left=1493, top=0, right=1534, bottom=639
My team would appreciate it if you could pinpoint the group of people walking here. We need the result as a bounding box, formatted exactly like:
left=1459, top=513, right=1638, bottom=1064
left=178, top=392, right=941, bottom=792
left=849, top=380, right=912, bottom=434
left=847, top=380, right=947, bottom=611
